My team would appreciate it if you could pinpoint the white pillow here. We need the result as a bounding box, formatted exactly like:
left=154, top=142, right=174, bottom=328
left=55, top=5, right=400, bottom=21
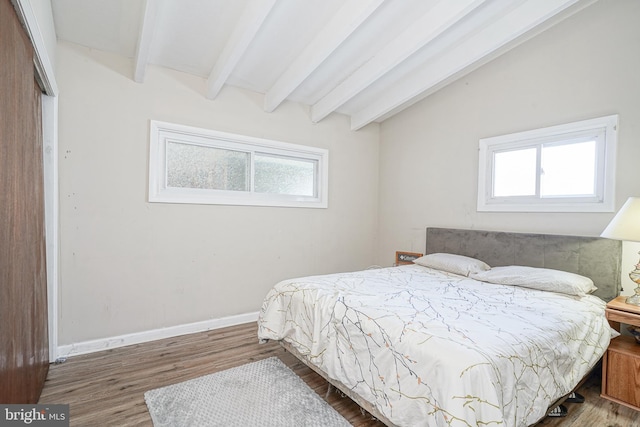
left=470, top=266, right=596, bottom=296
left=413, top=253, right=490, bottom=277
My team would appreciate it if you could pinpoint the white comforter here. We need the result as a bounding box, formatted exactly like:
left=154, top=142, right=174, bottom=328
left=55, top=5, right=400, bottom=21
left=257, top=264, right=611, bottom=427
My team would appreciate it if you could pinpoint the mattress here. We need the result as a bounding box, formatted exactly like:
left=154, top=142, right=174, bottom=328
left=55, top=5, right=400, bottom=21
left=257, top=264, right=611, bottom=427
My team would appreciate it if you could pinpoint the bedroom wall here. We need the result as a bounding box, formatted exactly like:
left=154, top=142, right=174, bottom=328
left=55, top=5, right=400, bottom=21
left=377, top=0, right=640, bottom=274
left=56, top=42, right=379, bottom=346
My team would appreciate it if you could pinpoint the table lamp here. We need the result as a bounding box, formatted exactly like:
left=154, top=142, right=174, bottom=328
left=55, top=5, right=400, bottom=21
left=601, top=197, right=640, bottom=305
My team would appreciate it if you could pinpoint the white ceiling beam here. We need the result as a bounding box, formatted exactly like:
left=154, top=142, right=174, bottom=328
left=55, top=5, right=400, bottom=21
left=310, top=0, right=486, bottom=124
left=133, top=0, right=160, bottom=83
left=349, top=0, right=590, bottom=130
left=206, top=0, right=277, bottom=100
left=263, top=0, right=385, bottom=113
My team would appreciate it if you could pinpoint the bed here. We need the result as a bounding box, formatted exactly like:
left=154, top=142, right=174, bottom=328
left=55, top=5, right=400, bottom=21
left=257, top=228, right=622, bottom=427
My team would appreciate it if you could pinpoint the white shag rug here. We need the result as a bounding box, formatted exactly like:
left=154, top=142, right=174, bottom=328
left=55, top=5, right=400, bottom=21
left=144, top=356, right=352, bottom=427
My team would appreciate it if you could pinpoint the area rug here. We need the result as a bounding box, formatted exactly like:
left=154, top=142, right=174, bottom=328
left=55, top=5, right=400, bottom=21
left=144, top=356, right=351, bottom=426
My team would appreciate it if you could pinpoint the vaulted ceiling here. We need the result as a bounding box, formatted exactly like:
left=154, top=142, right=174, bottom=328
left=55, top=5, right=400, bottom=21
left=51, top=0, right=597, bottom=130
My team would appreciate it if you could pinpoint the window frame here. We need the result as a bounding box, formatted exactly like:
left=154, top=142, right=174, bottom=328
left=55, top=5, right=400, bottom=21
left=477, top=115, right=618, bottom=212
left=149, top=120, right=329, bottom=208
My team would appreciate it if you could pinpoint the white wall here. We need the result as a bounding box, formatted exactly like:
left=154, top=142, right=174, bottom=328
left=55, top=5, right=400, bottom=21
left=56, top=42, right=379, bottom=345
left=378, top=0, right=640, bottom=273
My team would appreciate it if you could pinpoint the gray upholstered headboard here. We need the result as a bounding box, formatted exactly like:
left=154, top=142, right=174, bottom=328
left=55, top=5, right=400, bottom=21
left=425, top=227, right=622, bottom=301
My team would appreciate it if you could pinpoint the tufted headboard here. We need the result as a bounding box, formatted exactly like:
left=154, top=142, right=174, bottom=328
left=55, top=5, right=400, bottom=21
left=425, top=227, right=622, bottom=301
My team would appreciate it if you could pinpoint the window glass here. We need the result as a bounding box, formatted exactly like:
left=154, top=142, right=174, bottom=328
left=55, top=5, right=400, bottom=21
left=493, top=148, right=536, bottom=197
left=166, top=141, right=249, bottom=191
left=540, top=141, right=595, bottom=197
left=254, top=154, right=316, bottom=196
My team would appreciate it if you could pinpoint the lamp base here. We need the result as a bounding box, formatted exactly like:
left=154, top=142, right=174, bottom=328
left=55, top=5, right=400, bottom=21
left=626, top=286, right=640, bottom=306
left=625, top=254, right=640, bottom=305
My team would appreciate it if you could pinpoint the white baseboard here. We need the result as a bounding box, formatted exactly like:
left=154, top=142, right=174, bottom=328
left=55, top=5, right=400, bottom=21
left=56, top=311, right=260, bottom=359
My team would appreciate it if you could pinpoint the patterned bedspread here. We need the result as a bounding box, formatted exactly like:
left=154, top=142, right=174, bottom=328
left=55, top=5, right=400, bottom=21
left=257, top=264, right=611, bottom=427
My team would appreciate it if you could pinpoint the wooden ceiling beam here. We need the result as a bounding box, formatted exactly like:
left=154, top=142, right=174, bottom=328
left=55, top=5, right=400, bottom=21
left=205, top=0, right=277, bottom=100
left=263, top=0, right=384, bottom=113
left=310, top=0, right=486, bottom=124
left=133, top=0, right=159, bottom=83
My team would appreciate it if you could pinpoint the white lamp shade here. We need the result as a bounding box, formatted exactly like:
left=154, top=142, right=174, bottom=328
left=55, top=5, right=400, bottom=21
left=601, top=197, right=640, bottom=242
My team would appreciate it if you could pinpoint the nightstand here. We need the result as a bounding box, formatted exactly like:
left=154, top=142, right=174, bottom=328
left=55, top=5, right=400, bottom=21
left=394, top=251, right=423, bottom=266
left=601, top=296, right=640, bottom=410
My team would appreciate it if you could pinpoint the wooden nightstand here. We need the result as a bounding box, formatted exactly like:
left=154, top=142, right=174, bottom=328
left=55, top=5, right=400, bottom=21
left=394, top=251, right=423, bottom=266
left=601, top=295, right=640, bottom=410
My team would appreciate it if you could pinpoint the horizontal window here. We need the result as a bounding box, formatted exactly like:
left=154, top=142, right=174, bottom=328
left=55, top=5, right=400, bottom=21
left=149, top=121, right=328, bottom=208
left=477, top=115, right=617, bottom=212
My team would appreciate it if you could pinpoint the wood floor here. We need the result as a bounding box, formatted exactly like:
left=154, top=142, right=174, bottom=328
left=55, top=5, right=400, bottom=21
left=39, top=322, right=640, bottom=427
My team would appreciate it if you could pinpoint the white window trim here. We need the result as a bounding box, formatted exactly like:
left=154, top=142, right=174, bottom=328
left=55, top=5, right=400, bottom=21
left=477, top=115, right=618, bottom=212
left=149, top=120, right=329, bottom=208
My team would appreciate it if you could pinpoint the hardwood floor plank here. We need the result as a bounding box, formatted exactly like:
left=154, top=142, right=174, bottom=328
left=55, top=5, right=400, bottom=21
left=39, top=322, right=639, bottom=426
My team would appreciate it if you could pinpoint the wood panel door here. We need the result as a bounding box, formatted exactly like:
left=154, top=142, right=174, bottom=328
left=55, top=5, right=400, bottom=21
left=0, top=0, right=49, bottom=403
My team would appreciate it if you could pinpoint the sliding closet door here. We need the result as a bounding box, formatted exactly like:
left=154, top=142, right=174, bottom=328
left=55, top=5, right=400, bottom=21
left=0, top=0, right=49, bottom=403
